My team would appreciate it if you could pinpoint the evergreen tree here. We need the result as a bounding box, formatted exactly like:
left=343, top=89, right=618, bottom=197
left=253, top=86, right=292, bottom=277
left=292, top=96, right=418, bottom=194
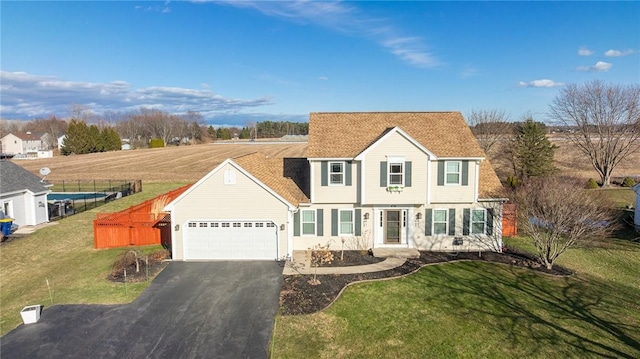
left=88, top=125, right=102, bottom=152
left=510, top=118, right=557, bottom=183
left=61, top=119, right=92, bottom=155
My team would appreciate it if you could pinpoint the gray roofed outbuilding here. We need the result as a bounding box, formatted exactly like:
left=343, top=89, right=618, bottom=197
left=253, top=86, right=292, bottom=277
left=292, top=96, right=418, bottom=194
left=0, top=160, right=50, bottom=195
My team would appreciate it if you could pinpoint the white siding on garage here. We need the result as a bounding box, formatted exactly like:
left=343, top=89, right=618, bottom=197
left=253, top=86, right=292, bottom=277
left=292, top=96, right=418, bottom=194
left=184, top=220, right=278, bottom=260
left=170, top=162, right=291, bottom=260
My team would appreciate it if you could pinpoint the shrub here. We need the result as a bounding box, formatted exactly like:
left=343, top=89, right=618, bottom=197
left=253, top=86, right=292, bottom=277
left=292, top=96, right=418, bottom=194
left=149, top=138, right=165, bottom=148
left=586, top=178, right=599, bottom=189
left=506, top=175, right=520, bottom=188
left=149, top=249, right=170, bottom=262
left=622, top=176, right=636, bottom=187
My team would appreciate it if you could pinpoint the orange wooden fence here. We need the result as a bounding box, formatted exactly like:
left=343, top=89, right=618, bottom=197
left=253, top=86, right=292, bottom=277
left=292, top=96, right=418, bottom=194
left=502, top=203, right=518, bottom=237
left=93, top=184, right=191, bottom=249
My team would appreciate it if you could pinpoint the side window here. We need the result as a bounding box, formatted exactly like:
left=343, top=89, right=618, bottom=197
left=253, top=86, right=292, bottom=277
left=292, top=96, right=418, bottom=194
left=471, top=209, right=486, bottom=234
left=329, top=162, right=344, bottom=185
left=445, top=161, right=461, bottom=185
left=339, top=210, right=354, bottom=235
left=302, top=210, right=316, bottom=235
left=433, top=209, right=448, bottom=235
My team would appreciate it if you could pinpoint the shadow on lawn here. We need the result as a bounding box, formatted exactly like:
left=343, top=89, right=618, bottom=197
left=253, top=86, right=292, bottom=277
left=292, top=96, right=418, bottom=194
left=415, top=264, right=640, bottom=358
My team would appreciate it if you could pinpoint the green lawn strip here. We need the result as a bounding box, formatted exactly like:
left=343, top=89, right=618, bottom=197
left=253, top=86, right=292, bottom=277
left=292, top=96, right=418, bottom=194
left=272, top=261, right=640, bottom=358
left=0, top=182, right=188, bottom=335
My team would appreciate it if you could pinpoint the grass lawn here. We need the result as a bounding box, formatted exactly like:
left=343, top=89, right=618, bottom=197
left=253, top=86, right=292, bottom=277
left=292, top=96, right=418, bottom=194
left=271, top=239, right=640, bottom=358
left=0, top=182, right=188, bottom=335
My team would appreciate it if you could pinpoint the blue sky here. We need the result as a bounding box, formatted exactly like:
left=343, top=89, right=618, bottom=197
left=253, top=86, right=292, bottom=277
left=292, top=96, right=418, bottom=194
left=2, top=1, right=639, bottom=127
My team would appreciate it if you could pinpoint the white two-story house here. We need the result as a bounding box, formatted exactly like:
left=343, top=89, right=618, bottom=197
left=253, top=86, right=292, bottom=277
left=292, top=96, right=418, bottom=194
left=164, top=112, right=505, bottom=261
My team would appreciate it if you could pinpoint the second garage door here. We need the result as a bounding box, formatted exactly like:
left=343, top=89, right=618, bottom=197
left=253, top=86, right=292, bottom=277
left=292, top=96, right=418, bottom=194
left=184, top=220, right=278, bottom=260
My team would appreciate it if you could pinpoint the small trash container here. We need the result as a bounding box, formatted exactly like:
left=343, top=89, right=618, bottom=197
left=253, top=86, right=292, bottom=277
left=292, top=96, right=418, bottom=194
left=0, top=218, right=14, bottom=236
left=20, top=305, right=42, bottom=324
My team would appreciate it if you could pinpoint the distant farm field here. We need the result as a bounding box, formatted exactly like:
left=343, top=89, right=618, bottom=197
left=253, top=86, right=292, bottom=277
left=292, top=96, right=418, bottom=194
left=16, top=142, right=308, bottom=182
left=13, top=138, right=639, bottom=183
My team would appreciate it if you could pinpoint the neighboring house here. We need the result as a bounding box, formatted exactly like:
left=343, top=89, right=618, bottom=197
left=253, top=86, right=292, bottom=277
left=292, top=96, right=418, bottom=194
left=0, top=132, right=53, bottom=159
left=0, top=160, right=51, bottom=227
left=164, top=112, right=505, bottom=261
left=0, top=132, right=47, bottom=155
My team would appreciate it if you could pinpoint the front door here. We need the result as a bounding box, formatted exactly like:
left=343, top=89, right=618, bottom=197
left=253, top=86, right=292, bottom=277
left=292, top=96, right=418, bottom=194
left=384, top=210, right=401, bottom=244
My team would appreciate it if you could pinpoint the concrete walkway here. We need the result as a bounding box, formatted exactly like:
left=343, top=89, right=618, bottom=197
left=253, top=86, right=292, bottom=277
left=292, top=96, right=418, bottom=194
left=282, top=250, right=407, bottom=275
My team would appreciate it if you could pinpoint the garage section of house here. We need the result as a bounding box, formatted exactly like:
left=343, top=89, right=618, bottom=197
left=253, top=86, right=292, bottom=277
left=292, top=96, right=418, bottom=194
left=183, top=220, right=279, bottom=260
left=163, top=153, right=309, bottom=261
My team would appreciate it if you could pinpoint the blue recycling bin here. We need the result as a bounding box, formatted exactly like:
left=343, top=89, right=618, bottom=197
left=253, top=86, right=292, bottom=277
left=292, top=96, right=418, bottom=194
left=0, top=219, right=13, bottom=236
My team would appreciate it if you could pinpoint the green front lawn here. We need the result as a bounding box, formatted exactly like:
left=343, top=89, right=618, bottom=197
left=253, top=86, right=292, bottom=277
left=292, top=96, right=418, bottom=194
left=0, top=182, right=188, bottom=335
left=271, top=238, right=640, bottom=358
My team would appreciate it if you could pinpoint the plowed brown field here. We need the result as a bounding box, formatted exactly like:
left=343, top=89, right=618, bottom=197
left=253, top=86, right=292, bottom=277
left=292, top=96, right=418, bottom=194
left=16, top=142, right=307, bottom=182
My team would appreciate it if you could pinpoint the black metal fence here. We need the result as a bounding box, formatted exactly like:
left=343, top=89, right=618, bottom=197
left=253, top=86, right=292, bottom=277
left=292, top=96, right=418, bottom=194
left=47, top=180, right=142, bottom=220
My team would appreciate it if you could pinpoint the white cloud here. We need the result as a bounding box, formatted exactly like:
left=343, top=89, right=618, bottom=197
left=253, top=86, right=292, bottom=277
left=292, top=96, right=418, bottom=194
left=0, top=71, right=271, bottom=120
left=604, top=48, right=635, bottom=57
left=318, top=76, right=328, bottom=81
left=211, top=1, right=439, bottom=68
left=578, top=46, right=594, bottom=56
left=576, top=61, right=613, bottom=72
left=517, top=79, right=565, bottom=88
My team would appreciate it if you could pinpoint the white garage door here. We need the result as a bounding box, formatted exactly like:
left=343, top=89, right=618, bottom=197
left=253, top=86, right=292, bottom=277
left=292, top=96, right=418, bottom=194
left=184, top=220, right=278, bottom=260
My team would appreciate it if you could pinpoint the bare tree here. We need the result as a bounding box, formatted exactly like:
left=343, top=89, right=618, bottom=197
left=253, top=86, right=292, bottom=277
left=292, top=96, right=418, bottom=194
left=548, top=80, right=640, bottom=186
left=467, top=109, right=512, bottom=154
left=68, top=103, right=96, bottom=122
left=516, top=176, right=616, bottom=270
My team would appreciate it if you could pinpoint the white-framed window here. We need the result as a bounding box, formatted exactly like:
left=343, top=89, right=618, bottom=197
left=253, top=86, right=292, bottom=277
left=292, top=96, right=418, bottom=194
left=233, top=222, right=241, bottom=227
left=433, top=209, right=448, bottom=235
left=222, top=222, right=230, bottom=228
left=223, top=168, right=236, bottom=185
left=471, top=209, right=486, bottom=234
left=255, top=222, right=264, bottom=227
left=211, top=223, right=219, bottom=228
left=244, top=222, right=252, bottom=227
left=267, top=222, right=276, bottom=228
left=199, top=222, right=207, bottom=228
left=301, top=209, right=316, bottom=235
left=389, top=163, right=404, bottom=185
left=188, top=222, right=197, bottom=228
left=445, top=161, right=461, bottom=185
left=329, top=161, right=344, bottom=185
left=339, top=209, right=354, bottom=235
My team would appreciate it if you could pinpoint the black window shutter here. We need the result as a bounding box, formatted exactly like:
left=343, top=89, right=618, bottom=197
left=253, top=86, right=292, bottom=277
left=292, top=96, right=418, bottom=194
left=463, top=209, right=470, bottom=235
left=486, top=208, right=493, bottom=236
left=321, top=161, right=328, bottom=186
left=317, top=209, right=324, bottom=236
left=354, top=209, right=361, bottom=236
left=331, top=209, right=338, bottom=236
left=345, top=162, right=352, bottom=186
left=380, top=161, right=387, bottom=187
left=405, top=161, right=412, bottom=187
left=293, top=211, right=300, bottom=236
left=448, top=208, right=456, bottom=236
left=425, top=209, right=432, bottom=236
left=437, top=161, right=444, bottom=186
left=462, top=160, right=469, bottom=186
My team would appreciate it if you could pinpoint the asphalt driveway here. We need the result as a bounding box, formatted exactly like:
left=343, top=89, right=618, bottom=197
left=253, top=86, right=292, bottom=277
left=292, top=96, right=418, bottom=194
left=1, top=261, right=283, bottom=359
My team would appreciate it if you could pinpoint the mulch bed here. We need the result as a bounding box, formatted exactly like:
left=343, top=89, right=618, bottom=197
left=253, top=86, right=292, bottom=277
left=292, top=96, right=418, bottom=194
left=320, top=250, right=384, bottom=267
left=279, top=248, right=572, bottom=316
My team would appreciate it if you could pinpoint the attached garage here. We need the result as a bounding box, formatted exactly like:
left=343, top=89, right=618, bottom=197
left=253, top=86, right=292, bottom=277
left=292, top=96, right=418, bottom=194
left=163, top=154, right=310, bottom=261
left=183, top=220, right=278, bottom=260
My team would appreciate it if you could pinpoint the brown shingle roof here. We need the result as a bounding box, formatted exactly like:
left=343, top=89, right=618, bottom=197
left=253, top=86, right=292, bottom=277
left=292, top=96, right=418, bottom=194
left=478, top=159, right=505, bottom=198
left=308, top=112, right=485, bottom=158
left=233, top=152, right=310, bottom=206
left=308, top=112, right=504, bottom=198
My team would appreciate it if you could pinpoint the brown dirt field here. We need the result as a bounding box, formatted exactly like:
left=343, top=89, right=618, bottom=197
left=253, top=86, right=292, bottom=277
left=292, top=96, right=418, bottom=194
left=14, top=138, right=639, bottom=184
left=16, top=142, right=308, bottom=182
left=489, top=138, right=640, bottom=183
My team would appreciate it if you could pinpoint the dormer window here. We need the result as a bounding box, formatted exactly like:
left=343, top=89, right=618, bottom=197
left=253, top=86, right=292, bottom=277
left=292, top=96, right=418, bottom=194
left=329, top=162, right=344, bottom=185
